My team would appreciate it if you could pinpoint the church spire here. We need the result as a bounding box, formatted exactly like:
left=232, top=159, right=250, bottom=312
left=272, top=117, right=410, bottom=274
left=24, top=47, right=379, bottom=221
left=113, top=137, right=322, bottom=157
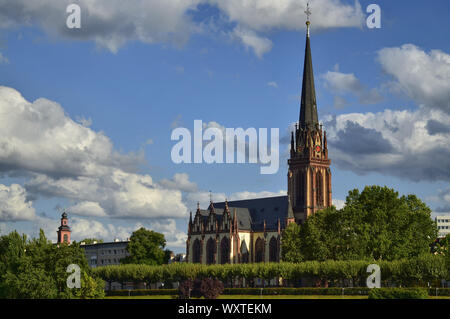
left=299, top=2, right=318, bottom=129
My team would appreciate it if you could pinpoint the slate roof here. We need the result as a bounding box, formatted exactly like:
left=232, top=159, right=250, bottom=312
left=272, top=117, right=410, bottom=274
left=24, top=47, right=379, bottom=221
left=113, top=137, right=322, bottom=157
left=212, top=196, right=289, bottom=231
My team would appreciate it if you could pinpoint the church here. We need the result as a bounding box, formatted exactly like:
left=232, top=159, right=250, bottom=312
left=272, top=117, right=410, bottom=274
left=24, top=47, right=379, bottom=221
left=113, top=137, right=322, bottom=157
left=186, top=12, right=332, bottom=264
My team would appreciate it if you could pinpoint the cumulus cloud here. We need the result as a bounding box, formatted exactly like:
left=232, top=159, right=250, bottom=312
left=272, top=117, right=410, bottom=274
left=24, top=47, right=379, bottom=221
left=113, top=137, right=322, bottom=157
left=147, top=219, right=187, bottom=248
left=32, top=213, right=187, bottom=249
left=0, top=52, right=8, bottom=64
left=0, top=0, right=364, bottom=57
left=25, top=170, right=188, bottom=219
left=212, top=0, right=364, bottom=32
left=433, top=187, right=450, bottom=213
left=0, top=86, right=188, bottom=219
left=323, top=107, right=450, bottom=181
left=67, top=201, right=107, bottom=217
left=159, top=173, right=198, bottom=193
left=333, top=199, right=346, bottom=210
left=267, top=81, right=278, bottom=88
left=378, top=44, right=450, bottom=114
left=231, top=27, right=273, bottom=58
left=0, top=183, right=35, bottom=221
left=0, top=0, right=202, bottom=53
left=0, top=86, right=143, bottom=178
left=322, top=70, right=383, bottom=106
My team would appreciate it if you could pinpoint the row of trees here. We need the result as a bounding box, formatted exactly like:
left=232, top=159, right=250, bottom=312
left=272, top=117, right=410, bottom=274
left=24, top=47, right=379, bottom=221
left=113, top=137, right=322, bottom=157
left=0, top=230, right=105, bottom=299
left=93, top=254, right=449, bottom=288
left=282, top=186, right=438, bottom=262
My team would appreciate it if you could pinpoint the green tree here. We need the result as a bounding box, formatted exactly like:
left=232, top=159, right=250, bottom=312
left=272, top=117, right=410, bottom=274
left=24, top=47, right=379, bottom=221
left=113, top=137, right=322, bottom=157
left=121, top=227, right=171, bottom=265
left=0, top=229, right=104, bottom=299
left=299, top=186, right=437, bottom=261
left=281, top=222, right=303, bottom=262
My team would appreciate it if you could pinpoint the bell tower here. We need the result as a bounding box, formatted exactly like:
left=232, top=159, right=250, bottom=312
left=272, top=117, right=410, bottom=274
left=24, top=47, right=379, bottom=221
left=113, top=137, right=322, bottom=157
left=287, top=4, right=332, bottom=224
left=57, top=211, right=71, bottom=244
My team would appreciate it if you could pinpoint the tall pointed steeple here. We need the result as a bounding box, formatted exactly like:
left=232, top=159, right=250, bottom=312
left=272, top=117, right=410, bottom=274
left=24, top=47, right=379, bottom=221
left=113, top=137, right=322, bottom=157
left=288, top=2, right=332, bottom=224
left=299, top=2, right=318, bottom=129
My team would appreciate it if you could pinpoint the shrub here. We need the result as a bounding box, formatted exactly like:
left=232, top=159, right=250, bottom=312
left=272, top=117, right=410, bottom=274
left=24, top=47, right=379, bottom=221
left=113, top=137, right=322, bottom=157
left=178, top=278, right=224, bottom=299
left=200, top=278, right=224, bottom=299
left=368, top=288, right=428, bottom=299
left=179, top=280, right=194, bottom=299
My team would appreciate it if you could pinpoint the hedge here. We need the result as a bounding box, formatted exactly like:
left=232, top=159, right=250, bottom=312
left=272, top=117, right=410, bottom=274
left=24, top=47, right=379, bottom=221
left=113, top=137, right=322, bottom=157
left=106, top=287, right=450, bottom=297
left=107, top=289, right=178, bottom=296
left=368, top=288, right=428, bottom=299
left=222, top=287, right=370, bottom=295
left=93, top=255, right=449, bottom=288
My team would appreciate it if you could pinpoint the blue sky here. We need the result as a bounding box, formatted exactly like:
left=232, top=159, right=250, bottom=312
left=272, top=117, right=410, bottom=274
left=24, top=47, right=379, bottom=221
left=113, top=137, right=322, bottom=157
left=0, top=0, right=449, bottom=253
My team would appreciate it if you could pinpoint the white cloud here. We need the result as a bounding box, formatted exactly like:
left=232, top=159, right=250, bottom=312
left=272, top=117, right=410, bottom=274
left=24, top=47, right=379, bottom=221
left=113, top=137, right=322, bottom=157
left=0, top=86, right=188, bottom=219
left=67, top=201, right=107, bottom=217
left=231, top=27, right=273, bottom=58
left=432, top=187, right=450, bottom=213
left=333, top=199, right=345, bottom=210
left=323, top=106, right=450, bottom=181
left=159, top=173, right=198, bottom=193
left=26, top=170, right=188, bottom=219
left=0, top=0, right=202, bottom=53
left=378, top=44, right=450, bottom=113
left=0, top=52, right=8, bottom=64
left=322, top=70, right=383, bottom=105
left=70, top=217, right=111, bottom=240
left=267, top=81, right=278, bottom=88
left=212, top=0, right=364, bottom=32
left=0, top=184, right=35, bottom=221
left=0, top=86, right=143, bottom=178
left=36, top=215, right=187, bottom=249
left=0, top=0, right=364, bottom=57
left=147, top=219, right=187, bottom=248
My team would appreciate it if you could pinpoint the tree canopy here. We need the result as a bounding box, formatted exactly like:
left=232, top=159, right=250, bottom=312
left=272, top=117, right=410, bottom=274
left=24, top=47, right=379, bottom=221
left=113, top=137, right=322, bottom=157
left=0, top=229, right=104, bottom=299
left=121, top=227, right=172, bottom=265
left=283, top=185, right=437, bottom=262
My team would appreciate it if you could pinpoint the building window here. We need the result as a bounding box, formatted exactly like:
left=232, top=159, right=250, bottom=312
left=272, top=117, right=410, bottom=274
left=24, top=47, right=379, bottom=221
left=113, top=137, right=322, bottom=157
left=296, top=171, right=305, bottom=207
left=240, top=242, right=249, bottom=263
left=255, top=238, right=264, bottom=263
left=63, top=234, right=68, bottom=243
left=206, top=238, right=216, bottom=265
left=193, top=239, right=201, bottom=263
left=269, top=237, right=278, bottom=262
left=316, top=171, right=323, bottom=206
left=220, top=237, right=230, bottom=264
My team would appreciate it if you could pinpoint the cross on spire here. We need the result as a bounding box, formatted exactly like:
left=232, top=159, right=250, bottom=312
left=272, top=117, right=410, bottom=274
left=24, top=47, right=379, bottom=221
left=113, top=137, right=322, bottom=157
left=305, top=2, right=311, bottom=37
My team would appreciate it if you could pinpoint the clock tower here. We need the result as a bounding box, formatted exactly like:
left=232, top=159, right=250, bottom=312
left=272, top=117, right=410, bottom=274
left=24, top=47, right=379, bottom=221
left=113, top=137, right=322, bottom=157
left=287, top=7, right=332, bottom=224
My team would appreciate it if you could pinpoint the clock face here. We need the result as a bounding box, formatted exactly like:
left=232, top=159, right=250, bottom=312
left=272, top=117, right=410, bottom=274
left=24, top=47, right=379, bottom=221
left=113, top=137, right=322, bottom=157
left=315, top=145, right=321, bottom=153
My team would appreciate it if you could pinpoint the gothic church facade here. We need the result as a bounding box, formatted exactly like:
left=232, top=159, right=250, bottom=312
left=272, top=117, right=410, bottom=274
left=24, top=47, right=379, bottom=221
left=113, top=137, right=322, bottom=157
left=186, top=17, right=332, bottom=264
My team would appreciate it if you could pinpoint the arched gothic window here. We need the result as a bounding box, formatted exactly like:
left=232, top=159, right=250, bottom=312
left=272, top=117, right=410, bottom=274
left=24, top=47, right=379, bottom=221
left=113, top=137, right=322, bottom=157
left=297, top=171, right=305, bottom=207
left=220, top=237, right=230, bottom=264
left=269, top=237, right=278, bottom=262
left=193, top=239, right=201, bottom=263
left=316, top=170, right=323, bottom=207
left=255, top=238, right=264, bottom=263
left=206, top=238, right=216, bottom=264
left=240, top=241, right=249, bottom=263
